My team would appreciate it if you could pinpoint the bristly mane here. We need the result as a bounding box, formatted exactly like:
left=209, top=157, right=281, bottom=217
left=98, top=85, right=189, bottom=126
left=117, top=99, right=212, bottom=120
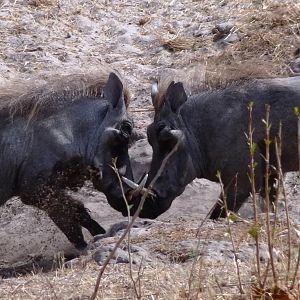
left=0, top=66, right=130, bottom=120
left=152, top=61, right=277, bottom=114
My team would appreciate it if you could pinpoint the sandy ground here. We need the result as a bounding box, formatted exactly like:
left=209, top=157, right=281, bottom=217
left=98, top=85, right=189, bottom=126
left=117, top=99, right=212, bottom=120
left=0, top=0, right=299, bottom=289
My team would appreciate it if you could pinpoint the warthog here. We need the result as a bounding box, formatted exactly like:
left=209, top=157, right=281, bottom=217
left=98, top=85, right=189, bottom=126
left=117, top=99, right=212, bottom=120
left=0, top=69, right=135, bottom=249
left=121, top=75, right=300, bottom=219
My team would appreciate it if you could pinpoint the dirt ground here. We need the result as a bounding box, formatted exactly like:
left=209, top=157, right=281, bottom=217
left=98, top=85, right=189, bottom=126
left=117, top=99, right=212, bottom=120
left=0, top=0, right=300, bottom=298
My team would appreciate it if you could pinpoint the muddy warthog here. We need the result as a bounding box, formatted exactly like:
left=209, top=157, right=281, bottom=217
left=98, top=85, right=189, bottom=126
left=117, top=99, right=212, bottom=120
left=121, top=76, right=300, bottom=219
left=0, top=69, right=135, bottom=249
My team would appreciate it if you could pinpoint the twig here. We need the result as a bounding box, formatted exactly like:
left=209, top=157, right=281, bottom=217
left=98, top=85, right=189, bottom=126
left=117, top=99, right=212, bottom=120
left=216, top=171, right=244, bottom=295
left=112, top=160, right=142, bottom=299
left=275, top=124, right=292, bottom=284
left=290, top=245, right=300, bottom=290
left=297, top=108, right=300, bottom=177
left=290, top=107, right=300, bottom=289
left=247, top=102, right=262, bottom=287
left=262, top=104, right=278, bottom=285
left=214, top=274, right=224, bottom=295
left=187, top=231, right=208, bottom=299
left=262, top=259, right=271, bottom=288
left=91, top=136, right=183, bottom=300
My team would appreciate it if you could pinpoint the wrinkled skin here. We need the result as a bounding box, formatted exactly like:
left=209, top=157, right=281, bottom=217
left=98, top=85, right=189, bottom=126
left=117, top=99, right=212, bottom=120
left=0, top=73, right=133, bottom=249
left=125, top=76, right=300, bottom=219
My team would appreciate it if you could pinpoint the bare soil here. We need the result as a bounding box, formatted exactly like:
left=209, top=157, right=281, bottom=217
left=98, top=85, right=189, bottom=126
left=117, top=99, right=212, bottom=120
left=0, top=0, right=300, bottom=298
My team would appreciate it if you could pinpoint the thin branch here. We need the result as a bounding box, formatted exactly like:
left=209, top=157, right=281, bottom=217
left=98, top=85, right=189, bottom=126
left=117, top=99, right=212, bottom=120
left=216, top=171, right=244, bottom=295
left=263, top=104, right=277, bottom=285
left=91, top=136, right=182, bottom=300
left=247, top=102, right=262, bottom=287
left=275, top=125, right=292, bottom=284
left=113, top=162, right=142, bottom=299
left=290, top=107, right=300, bottom=289
left=290, top=245, right=300, bottom=290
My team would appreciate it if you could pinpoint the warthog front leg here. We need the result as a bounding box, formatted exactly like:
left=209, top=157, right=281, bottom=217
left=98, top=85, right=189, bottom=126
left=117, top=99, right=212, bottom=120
left=20, top=187, right=105, bottom=249
left=210, top=174, right=252, bottom=220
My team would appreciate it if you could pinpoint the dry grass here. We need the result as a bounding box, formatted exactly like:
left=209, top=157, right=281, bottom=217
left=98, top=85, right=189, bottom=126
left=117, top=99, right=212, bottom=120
left=161, top=37, right=203, bottom=52
left=0, top=259, right=237, bottom=299
left=225, top=1, right=300, bottom=73
left=157, top=0, right=300, bottom=76
left=1, top=219, right=299, bottom=299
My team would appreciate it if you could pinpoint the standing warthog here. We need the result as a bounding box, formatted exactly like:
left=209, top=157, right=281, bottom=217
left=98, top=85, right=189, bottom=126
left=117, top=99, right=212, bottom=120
left=0, top=70, right=136, bottom=249
left=120, top=76, right=300, bottom=219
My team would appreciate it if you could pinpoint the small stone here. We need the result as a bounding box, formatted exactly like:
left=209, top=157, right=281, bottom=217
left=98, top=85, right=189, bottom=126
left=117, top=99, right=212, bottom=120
left=223, top=32, right=240, bottom=43
left=193, top=28, right=211, bottom=37
left=291, top=57, right=300, bottom=73
left=138, top=16, right=150, bottom=26
left=214, top=21, right=235, bottom=34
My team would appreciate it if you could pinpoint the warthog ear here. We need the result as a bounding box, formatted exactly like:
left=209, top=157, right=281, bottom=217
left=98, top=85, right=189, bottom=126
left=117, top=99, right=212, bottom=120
left=165, top=81, right=187, bottom=113
left=151, top=80, right=159, bottom=104
left=104, top=72, right=124, bottom=109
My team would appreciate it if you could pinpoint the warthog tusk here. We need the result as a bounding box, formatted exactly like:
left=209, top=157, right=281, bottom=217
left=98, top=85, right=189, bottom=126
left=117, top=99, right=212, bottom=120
left=137, top=173, right=148, bottom=190
left=122, top=176, right=138, bottom=189
left=121, top=175, right=155, bottom=197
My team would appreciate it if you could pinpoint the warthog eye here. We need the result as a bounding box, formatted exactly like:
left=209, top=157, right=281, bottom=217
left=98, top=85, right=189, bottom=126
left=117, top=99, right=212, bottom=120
left=120, top=120, right=133, bottom=138
left=156, top=122, right=166, bottom=134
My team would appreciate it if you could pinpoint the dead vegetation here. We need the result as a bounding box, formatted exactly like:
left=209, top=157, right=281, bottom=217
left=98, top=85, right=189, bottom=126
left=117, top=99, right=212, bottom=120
left=159, top=1, right=300, bottom=75
left=1, top=217, right=299, bottom=299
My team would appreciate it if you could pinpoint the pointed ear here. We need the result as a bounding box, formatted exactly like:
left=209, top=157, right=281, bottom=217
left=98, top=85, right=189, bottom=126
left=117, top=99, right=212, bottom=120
left=104, top=72, right=124, bottom=109
left=151, top=80, right=159, bottom=105
left=165, top=81, right=187, bottom=113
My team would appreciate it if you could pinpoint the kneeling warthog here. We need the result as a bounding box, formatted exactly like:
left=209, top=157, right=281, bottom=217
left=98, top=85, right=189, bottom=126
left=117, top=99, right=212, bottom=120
left=0, top=69, right=136, bottom=249
left=121, top=76, right=300, bottom=219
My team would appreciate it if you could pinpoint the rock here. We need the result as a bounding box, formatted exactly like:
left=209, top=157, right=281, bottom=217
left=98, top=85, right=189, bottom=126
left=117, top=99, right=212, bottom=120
left=129, top=138, right=152, bottom=181
left=193, top=28, right=212, bottom=37
left=92, top=243, right=153, bottom=266
left=93, top=221, right=131, bottom=242
left=93, top=246, right=131, bottom=265
left=258, top=244, right=281, bottom=263
left=212, top=22, right=238, bottom=43
left=93, top=220, right=154, bottom=242
left=291, top=57, right=300, bottom=73
left=76, top=16, right=94, bottom=34
left=169, top=239, right=280, bottom=264
left=214, top=21, right=235, bottom=34
left=223, top=32, right=240, bottom=43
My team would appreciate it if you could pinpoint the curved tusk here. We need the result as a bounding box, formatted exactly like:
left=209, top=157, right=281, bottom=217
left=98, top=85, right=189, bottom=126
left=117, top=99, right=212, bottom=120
left=122, top=176, right=139, bottom=189
left=138, top=173, right=148, bottom=190
left=122, top=175, right=155, bottom=197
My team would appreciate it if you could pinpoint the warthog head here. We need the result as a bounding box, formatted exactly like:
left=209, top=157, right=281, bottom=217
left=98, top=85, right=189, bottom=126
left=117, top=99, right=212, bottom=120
left=120, top=80, right=197, bottom=218
left=91, top=73, right=135, bottom=212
